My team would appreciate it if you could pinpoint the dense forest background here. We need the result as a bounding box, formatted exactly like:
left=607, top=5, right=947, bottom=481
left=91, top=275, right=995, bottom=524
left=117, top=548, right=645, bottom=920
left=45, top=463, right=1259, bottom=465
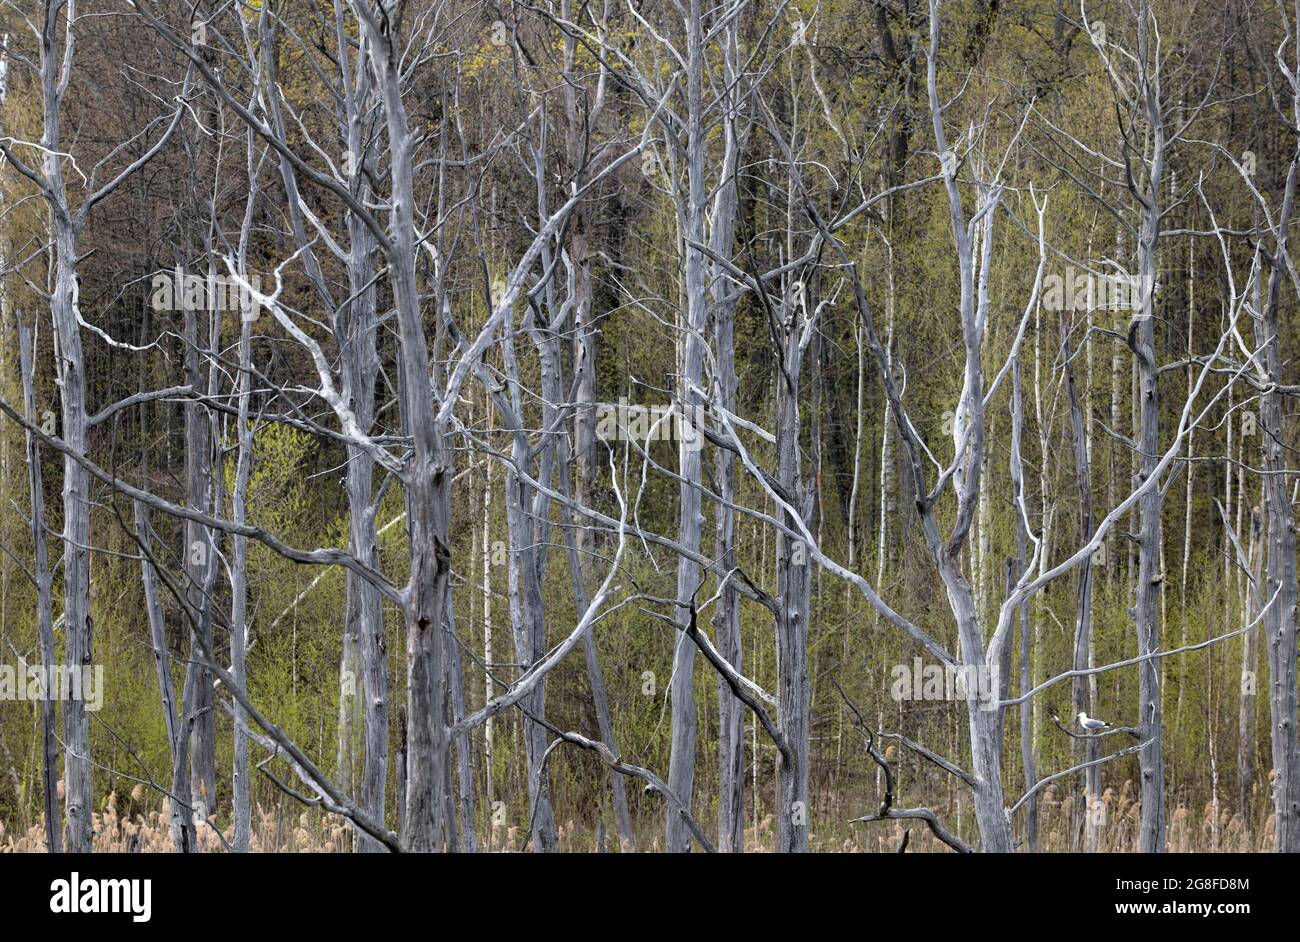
left=0, top=0, right=1297, bottom=853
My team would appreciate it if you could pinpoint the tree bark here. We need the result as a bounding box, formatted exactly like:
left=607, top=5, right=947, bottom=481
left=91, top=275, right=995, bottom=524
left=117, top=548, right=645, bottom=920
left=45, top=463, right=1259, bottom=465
left=17, top=320, right=62, bottom=853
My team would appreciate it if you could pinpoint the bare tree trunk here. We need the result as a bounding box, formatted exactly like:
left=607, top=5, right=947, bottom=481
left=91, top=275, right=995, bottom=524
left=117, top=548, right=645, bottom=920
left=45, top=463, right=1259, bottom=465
left=1129, top=6, right=1167, bottom=852
left=228, top=302, right=253, bottom=852
left=37, top=21, right=95, bottom=843
left=52, top=215, right=92, bottom=855
left=775, top=295, right=812, bottom=853
left=1133, top=174, right=1166, bottom=857
left=877, top=260, right=896, bottom=593
left=711, top=27, right=746, bottom=851
left=665, top=0, right=710, bottom=852
left=17, top=320, right=62, bottom=853
left=482, top=460, right=495, bottom=820
left=444, top=603, right=476, bottom=852
left=1011, top=360, right=1037, bottom=852
left=1239, top=505, right=1262, bottom=827
left=355, top=12, right=451, bottom=848
left=21, top=5, right=185, bottom=852
left=342, top=200, right=387, bottom=854
left=1254, top=145, right=1300, bottom=852
left=925, top=4, right=1015, bottom=850
left=183, top=298, right=218, bottom=825
left=17, top=2, right=96, bottom=854
left=1064, top=327, right=1100, bottom=851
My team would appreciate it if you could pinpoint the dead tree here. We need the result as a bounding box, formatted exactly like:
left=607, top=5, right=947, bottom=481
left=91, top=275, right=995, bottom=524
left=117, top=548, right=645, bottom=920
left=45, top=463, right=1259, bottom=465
left=0, top=0, right=187, bottom=851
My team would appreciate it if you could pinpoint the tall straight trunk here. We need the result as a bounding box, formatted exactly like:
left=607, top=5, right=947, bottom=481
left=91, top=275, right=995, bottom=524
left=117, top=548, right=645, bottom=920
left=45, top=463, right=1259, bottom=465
left=1109, top=227, right=1123, bottom=584
left=222, top=146, right=260, bottom=852
left=665, top=0, right=710, bottom=852
left=770, top=273, right=816, bottom=853
left=507, top=494, right=555, bottom=852
left=1134, top=174, right=1166, bottom=855
left=229, top=225, right=255, bottom=850
left=51, top=224, right=92, bottom=853
left=444, top=603, right=476, bottom=852
left=17, top=321, right=62, bottom=852
left=1224, top=398, right=1236, bottom=609
left=1256, top=150, right=1300, bottom=852
left=711, top=40, right=745, bottom=851
left=394, top=304, right=451, bottom=854
left=482, top=459, right=495, bottom=817
left=1134, top=313, right=1165, bottom=853
left=559, top=0, right=607, bottom=491
left=1175, top=229, right=1196, bottom=733
left=775, top=357, right=811, bottom=854
left=1181, top=235, right=1195, bottom=605
left=1239, top=505, right=1261, bottom=827
left=1131, top=10, right=1167, bottom=849
left=183, top=301, right=218, bottom=822
left=33, top=1, right=94, bottom=853
left=1064, top=328, right=1100, bottom=851
left=713, top=304, right=744, bottom=852
left=1011, top=360, right=1036, bottom=852
left=342, top=211, right=388, bottom=852
left=1032, top=298, right=1053, bottom=752
left=876, top=258, right=896, bottom=592
left=358, top=25, right=451, bottom=848
left=229, top=401, right=251, bottom=850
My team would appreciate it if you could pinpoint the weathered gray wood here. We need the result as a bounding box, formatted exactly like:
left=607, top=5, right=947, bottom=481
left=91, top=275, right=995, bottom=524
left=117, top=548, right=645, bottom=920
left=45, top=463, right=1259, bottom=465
left=666, top=0, right=711, bottom=853
left=351, top=3, right=452, bottom=851
left=1064, top=328, right=1100, bottom=851
left=182, top=292, right=218, bottom=826
left=42, top=8, right=93, bottom=851
left=1249, top=122, right=1300, bottom=851
left=711, top=16, right=748, bottom=853
left=1132, top=6, right=1167, bottom=849
left=227, top=139, right=260, bottom=851
left=17, top=319, right=61, bottom=853
left=1010, top=359, right=1037, bottom=852
left=774, top=318, right=812, bottom=854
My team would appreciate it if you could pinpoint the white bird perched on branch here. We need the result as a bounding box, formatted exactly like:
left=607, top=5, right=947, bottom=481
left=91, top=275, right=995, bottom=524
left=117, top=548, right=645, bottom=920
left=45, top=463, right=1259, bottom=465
left=1078, top=712, right=1111, bottom=732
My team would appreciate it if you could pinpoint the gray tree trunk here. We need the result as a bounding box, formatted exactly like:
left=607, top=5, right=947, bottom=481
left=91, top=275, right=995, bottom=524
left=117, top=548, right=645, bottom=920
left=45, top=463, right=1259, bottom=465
left=182, top=299, right=218, bottom=824
left=711, top=23, right=747, bottom=852
left=17, top=320, right=62, bottom=853
left=356, top=11, right=451, bottom=849
left=775, top=312, right=812, bottom=854
left=666, top=0, right=710, bottom=853
left=35, top=9, right=94, bottom=847
left=1011, top=359, right=1036, bottom=851
left=1064, top=329, right=1100, bottom=851
left=1254, top=148, right=1300, bottom=852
